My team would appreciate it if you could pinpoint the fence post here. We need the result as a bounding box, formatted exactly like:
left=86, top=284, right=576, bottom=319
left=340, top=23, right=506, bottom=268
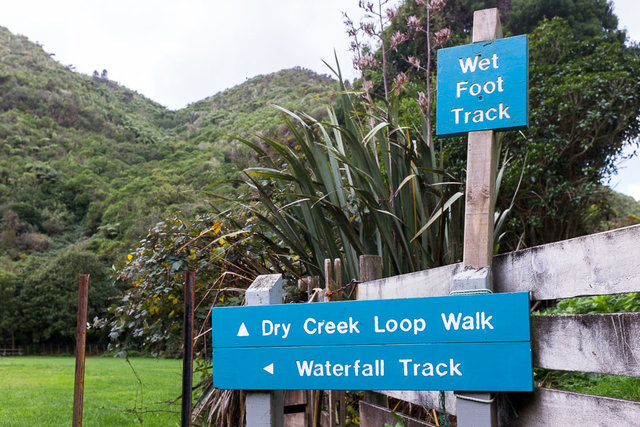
left=73, top=274, right=90, bottom=427
left=452, top=8, right=502, bottom=427
left=324, top=259, right=346, bottom=427
left=245, top=274, right=284, bottom=427
left=182, top=271, right=195, bottom=427
left=358, top=255, right=389, bottom=409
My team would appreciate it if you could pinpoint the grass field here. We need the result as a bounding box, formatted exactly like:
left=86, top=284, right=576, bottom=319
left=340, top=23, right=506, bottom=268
left=0, top=356, right=184, bottom=426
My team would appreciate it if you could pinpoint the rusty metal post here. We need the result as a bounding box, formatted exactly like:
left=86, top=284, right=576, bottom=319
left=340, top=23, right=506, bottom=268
left=73, top=274, right=90, bottom=427
left=182, top=271, right=195, bottom=427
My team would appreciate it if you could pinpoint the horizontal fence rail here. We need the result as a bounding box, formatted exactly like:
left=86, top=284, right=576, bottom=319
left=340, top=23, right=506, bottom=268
left=377, top=390, right=457, bottom=416
left=500, top=388, right=640, bottom=426
left=358, top=224, right=640, bottom=301
left=359, top=401, right=437, bottom=426
left=356, top=224, right=640, bottom=425
left=532, top=313, right=640, bottom=377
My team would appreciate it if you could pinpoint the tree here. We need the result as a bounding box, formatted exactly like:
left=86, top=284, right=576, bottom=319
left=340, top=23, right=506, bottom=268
left=507, top=0, right=621, bottom=39
left=20, top=249, right=115, bottom=343
left=0, top=270, right=19, bottom=347
left=0, top=210, right=20, bottom=254
left=496, top=17, right=640, bottom=248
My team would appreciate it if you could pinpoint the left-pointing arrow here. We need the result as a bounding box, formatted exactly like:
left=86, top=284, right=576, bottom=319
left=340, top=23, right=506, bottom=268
left=263, top=363, right=274, bottom=375
left=237, top=322, right=249, bottom=337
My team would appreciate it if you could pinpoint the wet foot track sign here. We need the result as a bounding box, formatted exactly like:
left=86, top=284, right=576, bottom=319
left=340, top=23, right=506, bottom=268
left=211, top=292, right=533, bottom=391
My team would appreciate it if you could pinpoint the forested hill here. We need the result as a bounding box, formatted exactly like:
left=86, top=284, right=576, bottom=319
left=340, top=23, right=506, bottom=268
left=0, top=25, right=335, bottom=270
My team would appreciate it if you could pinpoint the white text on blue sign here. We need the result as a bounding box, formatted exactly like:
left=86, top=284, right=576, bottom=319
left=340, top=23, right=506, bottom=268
left=258, top=310, right=494, bottom=340
left=211, top=293, right=533, bottom=391
left=436, top=35, right=528, bottom=136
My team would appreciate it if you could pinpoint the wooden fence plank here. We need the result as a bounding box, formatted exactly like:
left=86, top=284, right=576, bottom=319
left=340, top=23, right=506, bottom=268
left=499, top=387, right=640, bottom=426
left=376, top=390, right=457, bottom=416
left=358, top=224, right=640, bottom=301
left=357, top=264, right=460, bottom=300
left=494, top=224, right=640, bottom=300
left=532, top=313, right=640, bottom=377
left=359, top=401, right=437, bottom=427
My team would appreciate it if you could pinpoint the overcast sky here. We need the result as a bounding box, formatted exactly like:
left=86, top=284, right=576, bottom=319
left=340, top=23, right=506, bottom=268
left=1, top=0, right=639, bottom=199
left=2, top=0, right=371, bottom=109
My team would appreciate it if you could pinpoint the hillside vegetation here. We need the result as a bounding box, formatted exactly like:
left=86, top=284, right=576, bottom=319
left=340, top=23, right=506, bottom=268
left=1, top=3, right=639, bottom=350
left=0, top=24, right=335, bottom=346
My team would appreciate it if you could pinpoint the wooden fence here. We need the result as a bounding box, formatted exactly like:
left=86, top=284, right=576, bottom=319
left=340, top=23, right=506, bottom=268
left=356, top=223, right=640, bottom=426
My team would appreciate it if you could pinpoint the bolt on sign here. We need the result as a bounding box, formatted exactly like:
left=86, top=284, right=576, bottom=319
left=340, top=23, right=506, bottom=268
left=211, top=292, right=533, bottom=391
left=436, top=35, right=528, bottom=136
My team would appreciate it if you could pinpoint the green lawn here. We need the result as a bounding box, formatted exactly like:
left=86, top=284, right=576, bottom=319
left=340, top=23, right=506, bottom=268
left=0, top=356, right=183, bottom=426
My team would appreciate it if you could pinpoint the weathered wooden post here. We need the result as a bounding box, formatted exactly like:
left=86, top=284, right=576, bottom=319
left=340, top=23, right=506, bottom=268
left=358, top=255, right=389, bottom=410
left=245, top=274, right=284, bottom=427
left=182, top=271, right=195, bottom=427
left=72, top=274, right=90, bottom=427
left=437, top=2, right=528, bottom=423
left=324, top=258, right=346, bottom=427
left=451, top=8, right=502, bottom=427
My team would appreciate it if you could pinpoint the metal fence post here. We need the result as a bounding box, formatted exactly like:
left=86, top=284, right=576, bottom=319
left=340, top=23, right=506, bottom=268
left=182, top=271, right=195, bottom=427
left=73, top=274, right=90, bottom=427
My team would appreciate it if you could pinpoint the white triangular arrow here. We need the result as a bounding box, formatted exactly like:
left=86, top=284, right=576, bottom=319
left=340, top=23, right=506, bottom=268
left=263, top=363, right=274, bottom=375
left=237, top=322, right=249, bottom=337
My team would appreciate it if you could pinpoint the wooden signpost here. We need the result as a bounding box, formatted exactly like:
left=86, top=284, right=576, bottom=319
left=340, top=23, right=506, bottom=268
left=209, top=7, right=531, bottom=427
left=435, top=8, right=528, bottom=427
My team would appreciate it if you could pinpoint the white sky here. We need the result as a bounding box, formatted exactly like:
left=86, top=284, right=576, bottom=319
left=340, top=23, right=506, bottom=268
left=1, top=0, right=370, bottom=109
left=1, top=0, right=639, bottom=199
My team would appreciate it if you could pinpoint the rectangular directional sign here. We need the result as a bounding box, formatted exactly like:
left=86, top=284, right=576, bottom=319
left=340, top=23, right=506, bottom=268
left=436, top=35, right=528, bottom=136
left=214, top=342, right=532, bottom=391
left=211, top=292, right=533, bottom=391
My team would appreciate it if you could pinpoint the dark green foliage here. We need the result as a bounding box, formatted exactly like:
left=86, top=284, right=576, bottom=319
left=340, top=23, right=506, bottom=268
left=0, top=269, right=19, bottom=346
left=507, top=0, right=621, bottom=39
left=495, top=17, right=640, bottom=248
left=20, top=249, right=115, bottom=343
left=5, top=202, right=43, bottom=229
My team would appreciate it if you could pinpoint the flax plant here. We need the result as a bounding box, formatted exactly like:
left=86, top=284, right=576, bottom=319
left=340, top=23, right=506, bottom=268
left=217, top=0, right=465, bottom=281
left=225, top=69, right=464, bottom=280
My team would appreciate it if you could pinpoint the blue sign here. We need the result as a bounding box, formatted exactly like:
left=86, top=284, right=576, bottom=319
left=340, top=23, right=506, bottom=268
left=212, top=292, right=532, bottom=391
left=213, top=342, right=532, bottom=391
left=212, top=292, right=530, bottom=347
left=436, top=35, right=528, bottom=136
